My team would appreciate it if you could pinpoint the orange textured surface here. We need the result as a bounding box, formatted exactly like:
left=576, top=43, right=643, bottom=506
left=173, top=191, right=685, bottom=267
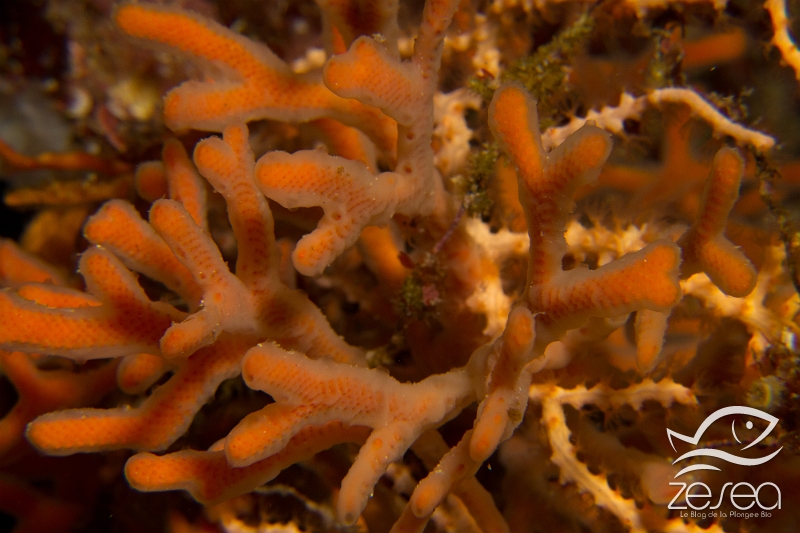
left=324, top=37, right=417, bottom=124
left=531, top=242, right=681, bottom=322
left=490, top=84, right=612, bottom=288
left=116, top=352, right=170, bottom=394
left=0, top=249, right=176, bottom=358
left=193, top=124, right=278, bottom=294
left=0, top=351, right=117, bottom=457
left=26, top=336, right=250, bottom=454
left=256, top=150, right=397, bottom=276
left=163, top=139, right=208, bottom=230
left=227, top=342, right=473, bottom=524
left=679, top=147, right=757, bottom=297
left=470, top=306, right=536, bottom=462
left=84, top=200, right=203, bottom=307
left=125, top=422, right=369, bottom=504
left=16, top=284, right=100, bottom=308
left=1, top=2, right=797, bottom=531
left=114, top=4, right=396, bottom=156
left=0, top=239, right=66, bottom=287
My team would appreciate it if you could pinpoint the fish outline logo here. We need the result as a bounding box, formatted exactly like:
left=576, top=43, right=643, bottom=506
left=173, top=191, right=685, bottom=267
left=667, top=405, right=783, bottom=478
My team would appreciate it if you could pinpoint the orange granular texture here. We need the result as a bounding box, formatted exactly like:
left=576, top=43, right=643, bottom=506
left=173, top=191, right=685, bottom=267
left=489, top=83, right=681, bottom=336
left=0, top=249, right=174, bottom=356
left=679, top=148, right=757, bottom=297
left=114, top=4, right=396, bottom=156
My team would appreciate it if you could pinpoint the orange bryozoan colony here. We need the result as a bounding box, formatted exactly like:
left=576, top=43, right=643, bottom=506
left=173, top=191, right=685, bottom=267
left=0, top=0, right=799, bottom=532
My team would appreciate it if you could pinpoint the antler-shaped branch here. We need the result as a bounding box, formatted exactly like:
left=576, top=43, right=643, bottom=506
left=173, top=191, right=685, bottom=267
left=678, top=147, right=757, bottom=297
left=255, top=151, right=401, bottom=276
left=26, top=335, right=252, bottom=454
left=489, top=83, right=682, bottom=345
left=84, top=139, right=209, bottom=310
left=227, top=342, right=474, bottom=525
left=125, top=422, right=370, bottom=505
left=114, top=4, right=396, bottom=157
left=255, top=0, right=460, bottom=276
left=0, top=248, right=181, bottom=359
left=20, top=123, right=362, bottom=457
left=179, top=124, right=365, bottom=365
left=123, top=301, right=535, bottom=531
left=403, top=305, right=537, bottom=525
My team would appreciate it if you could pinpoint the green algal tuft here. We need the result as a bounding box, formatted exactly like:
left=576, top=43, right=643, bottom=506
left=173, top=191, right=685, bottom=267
left=470, top=14, right=595, bottom=130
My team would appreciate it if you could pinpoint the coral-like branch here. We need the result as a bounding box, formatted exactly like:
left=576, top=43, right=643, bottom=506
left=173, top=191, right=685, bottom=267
left=530, top=380, right=697, bottom=533
left=26, top=336, right=251, bottom=454
left=0, top=137, right=131, bottom=177
left=0, top=351, right=117, bottom=457
left=0, top=248, right=181, bottom=359
left=766, top=0, right=800, bottom=82
left=114, top=4, right=396, bottom=156
left=489, top=83, right=681, bottom=344
left=255, top=151, right=400, bottom=276
left=125, top=422, right=370, bottom=505
left=4, top=1, right=798, bottom=531
left=545, top=88, right=775, bottom=152
left=678, top=147, right=757, bottom=297
left=84, top=200, right=204, bottom=309
left=9, top=123, right=363, bottom=460
left=230, top=341, right=473, bottom=525
left=255, top=0, right=461, bottom=275
left=468, top=305, right=537, bottom=462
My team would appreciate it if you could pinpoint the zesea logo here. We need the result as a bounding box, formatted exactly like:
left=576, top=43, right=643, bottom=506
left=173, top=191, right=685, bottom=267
left=668, top=406, right=783, bottom=478
left=666, top=406, right=782, bottom=518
